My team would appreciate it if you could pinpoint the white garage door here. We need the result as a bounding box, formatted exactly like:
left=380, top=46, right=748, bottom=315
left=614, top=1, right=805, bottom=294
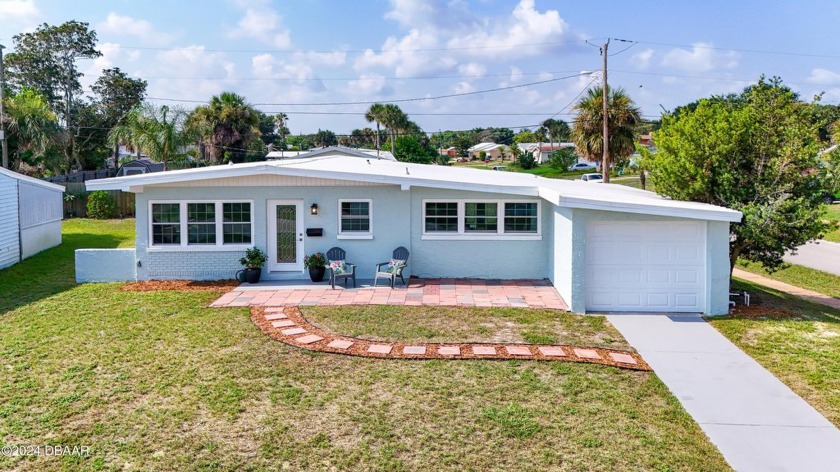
left=585, top=221, right=706, bottom=312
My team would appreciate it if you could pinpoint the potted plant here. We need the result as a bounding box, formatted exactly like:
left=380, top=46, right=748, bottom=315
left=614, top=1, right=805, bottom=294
left=304, top=251, right=327, bottom=282
left=237, top=247, right=268, bottom=283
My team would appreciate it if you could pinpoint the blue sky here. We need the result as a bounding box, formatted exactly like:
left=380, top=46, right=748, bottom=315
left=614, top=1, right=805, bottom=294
left=3, top=0, right=840, bottom=135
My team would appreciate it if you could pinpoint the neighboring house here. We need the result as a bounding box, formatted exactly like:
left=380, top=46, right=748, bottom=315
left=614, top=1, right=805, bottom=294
left=117, top=158, right=166, bottom=177
left=639, top=133, right=654, bottom=148
left=467, top=142, right=505, bottom=160
left=267, top=147, right=397, bottom=161
left=439, top=147, right=458, bottom=158
left=81, top=148, right=741, bottom=315
left=517, top=142, right=576, bottom=164
left=0, top=167, right=64, bottom=270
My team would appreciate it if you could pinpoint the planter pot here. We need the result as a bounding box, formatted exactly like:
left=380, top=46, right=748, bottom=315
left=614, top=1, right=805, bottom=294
left=308, top=266, right=326, bottom=282
left=236, top=267, right=262, bottom=284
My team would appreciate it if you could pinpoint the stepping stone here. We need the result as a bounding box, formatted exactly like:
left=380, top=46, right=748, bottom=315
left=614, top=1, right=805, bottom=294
left=327, top=339, right=354, bottom=350
left=271, top=320, right=296, bottom=328
left=573, top=348, right=602, bottom=360
left=295, top=334, right=324, bottom=345
left=505, top=346, right=532, bottom=356
left=264, top=313, right=288, bottom=321
left=438, top=346, right=460, bottom=356
left=538, top=346, right=567, bottom=357
left=281, top=327, right=307, bottom=336
left=264, top=307, right=286, bottom=313
left=368, top=344, right=393, bottom=355
left=472, top=346, right=497, bottom=355
left=403, top=346, right=426, bottom=355
left=609, top=352, right=638, bottom=365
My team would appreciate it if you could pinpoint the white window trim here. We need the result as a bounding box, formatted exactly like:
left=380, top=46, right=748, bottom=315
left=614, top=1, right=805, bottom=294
left=337, top=199, right=373, bottom=240
left=421, top=199, right=542, bottom=241
left=147, top=199, right=255, bottom=251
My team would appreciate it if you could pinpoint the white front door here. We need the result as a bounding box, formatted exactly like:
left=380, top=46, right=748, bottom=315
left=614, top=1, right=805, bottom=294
left=267, top=200, right=304, bottom=272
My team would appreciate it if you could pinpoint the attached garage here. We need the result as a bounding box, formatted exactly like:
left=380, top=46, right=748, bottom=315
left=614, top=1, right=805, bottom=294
left=585, top=221, right=706, bottom=312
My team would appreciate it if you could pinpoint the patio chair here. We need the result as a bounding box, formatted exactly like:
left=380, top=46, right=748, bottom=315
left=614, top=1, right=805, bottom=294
left=373, top=246, right=410, bottom=288
left=326, top=247, right=356, bottom=289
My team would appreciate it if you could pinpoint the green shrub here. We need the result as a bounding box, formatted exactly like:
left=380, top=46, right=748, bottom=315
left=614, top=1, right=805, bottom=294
left=518, top=151, right=537, bottom=170
left=86, top=191, right=117, bottom=219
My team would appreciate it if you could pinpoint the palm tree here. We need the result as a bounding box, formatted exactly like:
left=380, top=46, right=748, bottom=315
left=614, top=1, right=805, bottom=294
left=4, top=86, right=59, bottom=171
left=187, top=92, right=261, bottom=163
left=541, top=118, right=570, bottom=161
left=571, top=86, right=641, bottom=183
left=274, top=112, right=289, bottom=148
left=109, top=103, right=189, bottom=168
left=365, top=103, right=387, bottom=154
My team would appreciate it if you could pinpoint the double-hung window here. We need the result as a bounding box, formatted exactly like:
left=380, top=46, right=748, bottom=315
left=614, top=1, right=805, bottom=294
left=338, top=199, right=373, bottom=238
left=422, top=200, right=540, bottom=239
left=150, top=201, right=253, bottom=249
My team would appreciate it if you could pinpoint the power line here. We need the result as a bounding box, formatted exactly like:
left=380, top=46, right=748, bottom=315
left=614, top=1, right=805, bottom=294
left=146, top=72, right=589, bottom=107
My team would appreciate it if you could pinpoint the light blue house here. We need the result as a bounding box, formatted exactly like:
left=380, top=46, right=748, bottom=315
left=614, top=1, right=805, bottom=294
left=81, top=147, right=742, bottom=315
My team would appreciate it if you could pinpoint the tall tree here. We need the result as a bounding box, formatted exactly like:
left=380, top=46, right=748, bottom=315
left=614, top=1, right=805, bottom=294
left=647, top=77, right=829, bottom=273
left=312, top=129, right=337, bottom=147
left=5, top=21, right=101, bottom=172
left=365, top=103, right=387, bottom=154
left=571, top=86, right=641, bottom=182
left=541, top=118, right=571, bottom=159
left=187, top=92, right=261, bottom=163
left=90, top=67, right=147, bottom=158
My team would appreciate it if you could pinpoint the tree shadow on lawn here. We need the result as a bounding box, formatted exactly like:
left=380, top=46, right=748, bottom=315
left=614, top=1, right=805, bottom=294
left=722, top=279, right=840, bottom=324
left=0, top=232, right=126, bottom=315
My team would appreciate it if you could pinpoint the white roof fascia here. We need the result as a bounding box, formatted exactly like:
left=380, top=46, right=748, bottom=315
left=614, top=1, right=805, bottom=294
left=0, top=167, right=65, bottom=192
left=554, top=194, right=743, bottom=223
left=86, top=164, right=278, bottom=191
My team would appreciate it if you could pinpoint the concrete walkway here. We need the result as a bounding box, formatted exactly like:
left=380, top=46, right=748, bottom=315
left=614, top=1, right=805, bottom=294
left=607, top=313, right=840, bottom=472
left=733, top=268, right=840, bottom=310
left=784, top=240, right=840, bottom=276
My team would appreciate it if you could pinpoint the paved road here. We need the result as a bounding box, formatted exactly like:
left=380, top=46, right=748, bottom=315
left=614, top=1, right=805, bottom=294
left=784, top=240, right=840, bottom=276
left=607, top=313, right=840, bottom=472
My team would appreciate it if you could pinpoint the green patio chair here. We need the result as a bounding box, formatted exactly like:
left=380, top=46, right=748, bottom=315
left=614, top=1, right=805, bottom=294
left=326, top=247, right=356, bottom=289
left=373, top=246, right=409, bottom=288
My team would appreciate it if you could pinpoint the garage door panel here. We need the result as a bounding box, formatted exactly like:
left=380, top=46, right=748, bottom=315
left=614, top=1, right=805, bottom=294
left=585, top=221, right=706, bottom=313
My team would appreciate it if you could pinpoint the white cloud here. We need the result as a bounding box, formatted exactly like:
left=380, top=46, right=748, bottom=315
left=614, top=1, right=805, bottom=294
left=355, top=28, right=456, bottom=78
left=250, top=53, right=326, bottom=93
left=632, top=48, right=655, bottom=69
left=97, top=12, right=173, bottom=46
left=808, top=68, right=840, bottom=85
left=228, top=0, right=291, bottom=49
left=92, top=42, right=140, bottom=71
left=661, top=42, right=739, bottom=72
left=0, top=0, right=37, bottom=18
left=457, top=62, right=486, bottom=78
left=347, top=74, right=393, bottom=96
left=445, top=0, right=570, bottom=57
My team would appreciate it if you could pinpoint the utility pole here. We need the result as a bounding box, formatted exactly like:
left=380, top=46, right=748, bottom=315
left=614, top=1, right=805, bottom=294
left=601, top=39, right=610, bottom=183
left=0, top=43, right=8, bottom=169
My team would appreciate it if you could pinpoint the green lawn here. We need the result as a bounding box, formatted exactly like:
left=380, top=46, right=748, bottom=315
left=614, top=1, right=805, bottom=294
left=737, top=260, right=840, bottom=300
left=709, top=279, right=840, bottom=427
left=823, top=204, right=840, bottom=243
left=0, top=219, right=731, bottom=471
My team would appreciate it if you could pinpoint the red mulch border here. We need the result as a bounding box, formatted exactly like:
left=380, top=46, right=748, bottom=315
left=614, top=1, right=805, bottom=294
left=121, top=280, right=240, bottom=292
left=250, top=306, right=651, bottom=371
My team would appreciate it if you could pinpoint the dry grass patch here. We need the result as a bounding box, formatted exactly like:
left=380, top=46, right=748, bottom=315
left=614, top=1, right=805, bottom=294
left=304, top=305, right=632, bottom=351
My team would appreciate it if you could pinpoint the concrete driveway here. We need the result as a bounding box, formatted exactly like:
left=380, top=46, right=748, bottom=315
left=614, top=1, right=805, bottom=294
left=784, top=240, right=840, bottom=276
left=607, top=313, right=840, bottom=472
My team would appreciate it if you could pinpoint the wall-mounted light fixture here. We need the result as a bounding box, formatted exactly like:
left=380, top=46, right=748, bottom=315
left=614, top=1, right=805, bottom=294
left=310, top=203, right=319, bottom=215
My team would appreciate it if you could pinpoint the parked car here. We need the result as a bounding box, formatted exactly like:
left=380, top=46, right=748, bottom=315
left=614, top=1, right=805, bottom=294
left=568, top=162, right=597, bottom=172
left=581, top=173, right=603, bottom=182
left=492, top=166, right=507, bottom=171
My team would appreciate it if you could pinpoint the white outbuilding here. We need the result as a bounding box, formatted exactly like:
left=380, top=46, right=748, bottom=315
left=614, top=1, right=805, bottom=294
left=0, top=167, right=64, bottom=269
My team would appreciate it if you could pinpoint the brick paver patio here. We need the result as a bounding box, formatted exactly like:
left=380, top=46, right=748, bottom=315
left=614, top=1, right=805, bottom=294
left=211, top=278, right=569, bottom=310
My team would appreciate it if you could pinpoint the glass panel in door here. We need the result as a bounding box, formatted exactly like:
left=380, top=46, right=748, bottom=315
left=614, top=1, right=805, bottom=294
left=276, top=205, right=297, bottom=264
